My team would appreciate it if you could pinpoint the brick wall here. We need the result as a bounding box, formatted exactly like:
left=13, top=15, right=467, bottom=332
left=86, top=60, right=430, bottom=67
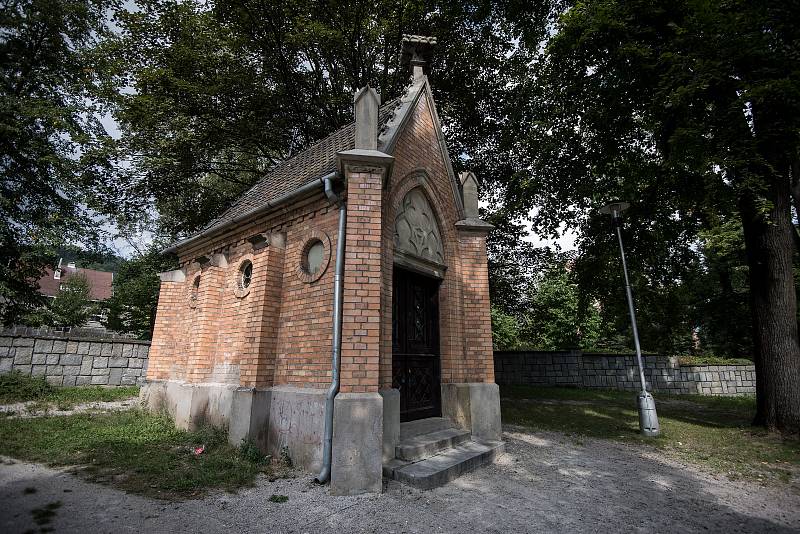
left=494, top=350, right=756, bottom=396
left=0, top=332, right=149, bottom=387
left=148, top=89, right=496, bottom=394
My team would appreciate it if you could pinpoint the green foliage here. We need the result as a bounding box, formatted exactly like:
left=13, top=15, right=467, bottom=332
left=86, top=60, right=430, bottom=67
left=104, top=248, right=178, bottom=339
left=490, top=306, right=521, bottom=350
left=98, top=0, right=550, bottom=238
left=0, top=371, right=138, bottom=407
left=0, top=0, right=122, bottom=325
left=678, top=355, right=752, bottom=366
left=0, top=372, right=54, bottom=403
left=0, top=410, right=282, bottom=499
left=691, top=219, right=753, bottom=358
left=521, top=264, right=602, bottom=350
left=49, top=272, right=96, bottom=327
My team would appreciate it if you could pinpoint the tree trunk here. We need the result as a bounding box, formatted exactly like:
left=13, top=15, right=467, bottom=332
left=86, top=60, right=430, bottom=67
left=740, top=179, right=800, bottom=435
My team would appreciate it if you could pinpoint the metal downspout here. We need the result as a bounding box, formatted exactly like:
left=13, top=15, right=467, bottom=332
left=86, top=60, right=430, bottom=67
left=315, top=173, right=346, bottom=484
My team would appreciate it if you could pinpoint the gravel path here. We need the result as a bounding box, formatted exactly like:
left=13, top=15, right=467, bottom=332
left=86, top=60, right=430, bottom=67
left=1, top=426, right=797, bottom=533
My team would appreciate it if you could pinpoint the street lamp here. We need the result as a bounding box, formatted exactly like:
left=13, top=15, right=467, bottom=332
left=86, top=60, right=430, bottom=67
left=599, top=201, right=660, bottom=437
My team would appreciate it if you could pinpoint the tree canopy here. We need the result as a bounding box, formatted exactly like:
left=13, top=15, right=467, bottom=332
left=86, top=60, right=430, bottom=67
left=0, top=0, right=123, bottom=324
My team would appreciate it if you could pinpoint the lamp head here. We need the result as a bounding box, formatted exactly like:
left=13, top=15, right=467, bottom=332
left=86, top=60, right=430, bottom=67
left=599, top=201, right=630, bottom=217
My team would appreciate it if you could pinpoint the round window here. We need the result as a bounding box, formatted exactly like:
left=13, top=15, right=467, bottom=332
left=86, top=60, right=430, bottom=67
left=304, top=240, right=325, bottom=275
left=239, top=260, right=253, bottom=290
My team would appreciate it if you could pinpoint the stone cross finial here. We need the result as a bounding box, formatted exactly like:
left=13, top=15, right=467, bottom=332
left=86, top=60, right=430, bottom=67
left=459, top=171, right=480, bottom=218
left=354, top=85, right=381, bottom=150
left=401, top=35, right=437, bottom=81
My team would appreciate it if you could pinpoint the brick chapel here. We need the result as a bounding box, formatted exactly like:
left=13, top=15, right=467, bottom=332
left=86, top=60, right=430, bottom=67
left=143, top=36, right=502, bottom=495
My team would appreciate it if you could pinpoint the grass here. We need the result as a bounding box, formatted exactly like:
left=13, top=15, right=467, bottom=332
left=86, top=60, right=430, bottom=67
left=677, top=355, right=753, bottom=366
left=0, top=409, right=288, bottom=500
left=0, top=372, right=139, bottom=410
left=501, top=385, right=800, bottom=485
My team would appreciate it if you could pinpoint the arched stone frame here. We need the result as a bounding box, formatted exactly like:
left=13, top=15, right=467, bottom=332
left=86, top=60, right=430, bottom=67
left=232, top=252, right=255, bottom=298
left=294, top=229, right=332, bottom=284
left=381, top=170, right=465, bottom=391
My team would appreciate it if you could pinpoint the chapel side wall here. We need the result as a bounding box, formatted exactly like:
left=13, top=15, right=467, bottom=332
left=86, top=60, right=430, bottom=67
left=148, top=196, right=339, bottom=391
left=381, top=94, right=467, bottom=389
left=149, top=274, right=192, bottom=382
left=272, top=200, right=339, bottom=389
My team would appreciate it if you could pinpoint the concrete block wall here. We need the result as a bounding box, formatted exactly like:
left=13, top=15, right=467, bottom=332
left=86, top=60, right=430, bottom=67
left=494, top=350, right=755, bottom=396
left=0, top=332, right=149, bottom=387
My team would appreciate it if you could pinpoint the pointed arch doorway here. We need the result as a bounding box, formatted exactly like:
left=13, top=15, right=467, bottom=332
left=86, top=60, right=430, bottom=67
left=392, top=186, right=446, bottom=422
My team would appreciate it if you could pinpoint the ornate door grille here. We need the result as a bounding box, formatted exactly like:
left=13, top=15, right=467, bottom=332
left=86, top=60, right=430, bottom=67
left=392, top=267, right=441, bottom=421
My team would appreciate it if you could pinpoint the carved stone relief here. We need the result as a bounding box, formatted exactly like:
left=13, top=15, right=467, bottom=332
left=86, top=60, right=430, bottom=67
left=394, top=188, right=444, bottom=264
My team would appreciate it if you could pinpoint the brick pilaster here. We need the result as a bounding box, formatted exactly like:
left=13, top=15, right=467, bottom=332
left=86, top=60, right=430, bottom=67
left=187, top=256, right=226, bottom=383
left=240, top=235, right=285, bottom=388
left=456, top=225, right=495, bottom=383
left=339, top=159, right=392, bottom=393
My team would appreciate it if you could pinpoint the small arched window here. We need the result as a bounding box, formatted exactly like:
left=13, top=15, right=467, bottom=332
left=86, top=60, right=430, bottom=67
left=239, top=260, right=253, bottom=290
left=189, top=275, right=200, bottom=308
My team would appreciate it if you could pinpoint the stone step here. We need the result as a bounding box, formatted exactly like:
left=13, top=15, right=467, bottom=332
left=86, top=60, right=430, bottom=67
left=395, top=427, right=472, bottom=461
left=399, top=417, right=456, bottom=439
left=386, top=440, right=504, bottom=490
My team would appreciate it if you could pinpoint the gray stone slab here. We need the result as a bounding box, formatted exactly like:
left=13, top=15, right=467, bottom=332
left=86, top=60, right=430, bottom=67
left=46, top=365, right=63, bottom=375
left=31, top=365, right=46, bottom=376
left=109, top=357, right=127, bottom=368
left=13, top=338, right=34, bottom=347
left=13, top=364, right=32, bottom=375
left=46, top=376, right=63, bottom=386
left=60, top=354, right=82, bottom=366
left=91, top=375, right=108, bottom=385
left=389, top=440, right=504, bottom=490
left=331, top=392, right=383, bottom=496
left=63, top=365, right=81, bottom=376
left=31, top=353, right=46, bottom=365
left=34, top=339, right=53, bottom=353
left=46, top=353, right=60, bottom=365
left=80, top=357, right=93, bottom=375
left=93, top=357, right=109, bottom=368
left=52, top=340, right=67, bottom=352
left=108, top=368, right=123, bottom=385
left=66, top=341, right=79, bottom=354
left=77, top=342, right=91, bottom=355
left=13, top=347, right=33, bottom=364
left=75, top=375, right=92, bottom=385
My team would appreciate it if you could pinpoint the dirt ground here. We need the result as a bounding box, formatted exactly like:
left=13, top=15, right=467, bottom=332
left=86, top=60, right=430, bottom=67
left=1, top=426, right=798, bottom=534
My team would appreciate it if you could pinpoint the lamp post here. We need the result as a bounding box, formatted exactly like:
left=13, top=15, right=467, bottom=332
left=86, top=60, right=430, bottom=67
left=599, top=201, right=660, bottom=437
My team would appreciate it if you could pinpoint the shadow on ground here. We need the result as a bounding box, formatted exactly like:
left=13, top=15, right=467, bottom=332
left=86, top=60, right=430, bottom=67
left=1, top=425, right=798, bottom=533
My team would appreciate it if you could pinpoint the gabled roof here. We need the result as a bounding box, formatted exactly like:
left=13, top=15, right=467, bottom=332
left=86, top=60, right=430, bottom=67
left=37, top=266, right=114, bottom=301
left=169, top=74, right=464, bottom=254
left=198, top=97, right=402, bottom=237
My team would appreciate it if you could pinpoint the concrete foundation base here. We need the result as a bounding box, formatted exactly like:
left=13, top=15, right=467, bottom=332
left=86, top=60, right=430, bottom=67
left=140, top=380, right=237, bottom=431
left=229, top=387, right=272, bottom=450
left=266, top=386, right=326, bottom=472
left=441, top=382, right=502, bottom=442
left=331, top=392, right=383, bottom=495
left=379, top=388, right=400, bottom=463
left=140, top=381, right=325, bottom=472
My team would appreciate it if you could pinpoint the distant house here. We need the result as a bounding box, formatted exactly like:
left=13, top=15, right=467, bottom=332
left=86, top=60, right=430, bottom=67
left=37, top=259, right=114, bottom=330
